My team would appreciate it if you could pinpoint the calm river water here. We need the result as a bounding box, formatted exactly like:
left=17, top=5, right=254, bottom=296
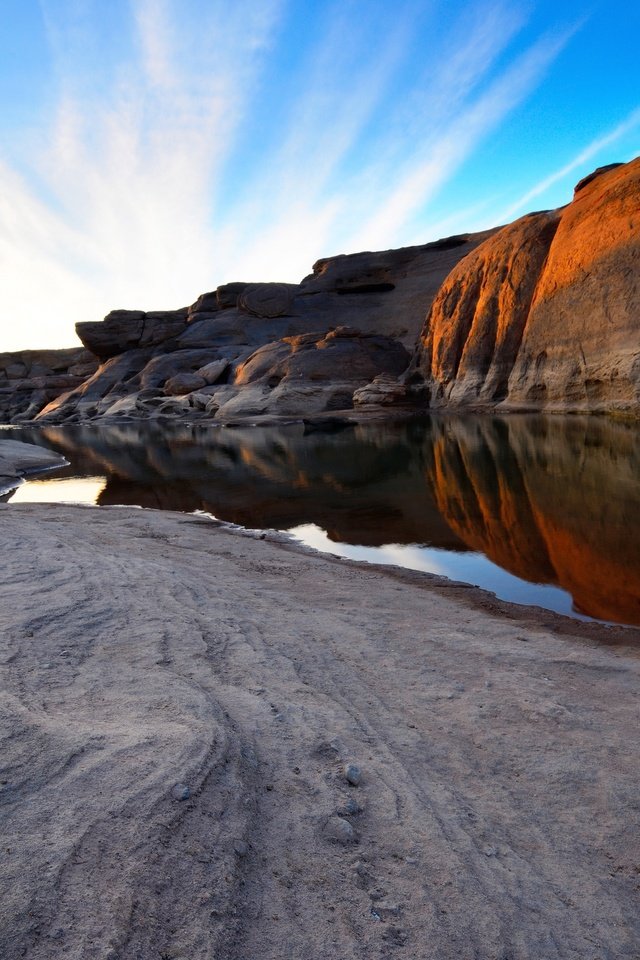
left=5, top=415, right=640, bottom=627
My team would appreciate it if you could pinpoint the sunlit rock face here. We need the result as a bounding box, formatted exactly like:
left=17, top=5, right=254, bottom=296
left=425, top=416, right=640, bottom=625
left=413, top=212, right=560, bottom=407
left=507, top=161, right=640, bottom=411
left=413, top=158, right=640, bottom=415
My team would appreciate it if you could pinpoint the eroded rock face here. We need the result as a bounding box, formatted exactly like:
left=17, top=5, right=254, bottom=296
left=506, top=160, right=640, bottom=411
left=212, top=328, right=411, bottom=419
left=413, top=212, right=560, bottom=407
left=297, top=230, right=497, bottom=349
left=237, top=283, right=298, bottom=318
left=0, top=348, right=98, bottom=423
left=76, top=308, right=188, bottom=359
left=412, top=158, right=640, bottom=414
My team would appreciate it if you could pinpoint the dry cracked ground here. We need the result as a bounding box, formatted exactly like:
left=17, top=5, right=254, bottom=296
left=1, top=504, right=639, bottom=959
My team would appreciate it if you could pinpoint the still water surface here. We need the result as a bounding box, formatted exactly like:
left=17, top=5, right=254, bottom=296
left=6, top=415, right=640, bottom=627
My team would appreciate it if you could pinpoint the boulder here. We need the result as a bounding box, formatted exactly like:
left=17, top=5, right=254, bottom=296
left=216, top=282, right=251, bottom=310
left=164, top=373, right=207, bottom=396
left=353, top=375, right=410, bottom=408
left=213, top=328, right=411, bottom=420
left=196, top=359, right=230, bottom=385
left=235, top=328, right=410, bottom=388
left=139, top=349, right=220, bottom=389
left=76, top=310, right=145, bottom=358
left=188, top=282, right=251, bottom=318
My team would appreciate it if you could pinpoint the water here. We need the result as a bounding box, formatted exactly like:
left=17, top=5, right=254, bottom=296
left=5, top=414, right=640, bottom=627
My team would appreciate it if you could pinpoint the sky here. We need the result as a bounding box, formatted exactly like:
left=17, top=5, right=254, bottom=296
left=0, top=0, right=639, bottom=351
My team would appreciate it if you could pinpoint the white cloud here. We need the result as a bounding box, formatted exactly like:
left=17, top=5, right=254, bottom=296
left=0, top=1, right=577, bottom=351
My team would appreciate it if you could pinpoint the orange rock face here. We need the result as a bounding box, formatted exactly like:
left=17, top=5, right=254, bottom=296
left=416, top=212, right=560, bottom=407
left=414, top=158, right=640, bottom=415
left=507, top=160, right=640, bottom=410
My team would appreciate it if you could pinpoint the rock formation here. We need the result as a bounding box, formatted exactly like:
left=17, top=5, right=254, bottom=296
left=24, top=230, right=493, bottom=425
left=0, top=157, right=638, bottom=424
left=412, top=158, right=640, bottom=414
left=0, top=348, right=98, bottom=423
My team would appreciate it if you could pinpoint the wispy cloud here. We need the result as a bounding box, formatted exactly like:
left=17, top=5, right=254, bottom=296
left=0, top=0, right=598, bottom=350
left=1, top=0, right=284, bottom=349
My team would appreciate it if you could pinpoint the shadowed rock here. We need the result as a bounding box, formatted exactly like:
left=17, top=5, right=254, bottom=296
left=77, top=308, right=188, bottom=359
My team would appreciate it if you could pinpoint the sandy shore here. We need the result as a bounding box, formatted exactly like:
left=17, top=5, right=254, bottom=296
left=1, top=502, right=640, bottom=959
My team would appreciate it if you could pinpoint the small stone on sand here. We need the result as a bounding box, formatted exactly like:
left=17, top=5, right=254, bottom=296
left=171, top=783, right=190, bottom=801
left=345, top=763, right=362, bottom=786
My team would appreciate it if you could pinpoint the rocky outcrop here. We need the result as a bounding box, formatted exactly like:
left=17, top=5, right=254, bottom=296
left=412, top=158, right=640, bottom=414
left=237, top=282, right=298, bottom=318
left=413, top=212, right=561, bottom=406
left=3, top=157, right=639, bottom=426
left=31, top=229, right=493, bottom=424
left=209, top=328, right=411, bottom=420
left=297, top=231, right=497, bottom=349
left=76, top=308, right=189, bottom=359
left=0, top=348, right=98, bottom=423
left=506, top=161, right=640, bottom=411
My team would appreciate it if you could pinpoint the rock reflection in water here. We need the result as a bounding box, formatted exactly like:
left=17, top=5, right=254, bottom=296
left=9, top=415, right=640, bottom=626
left=13, top=420, right=464, bottom=550
left=427, top=416, right=640, bottom=625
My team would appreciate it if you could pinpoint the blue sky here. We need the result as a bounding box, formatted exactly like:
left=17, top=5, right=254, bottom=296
left=1, top=0, right=639, bottom=351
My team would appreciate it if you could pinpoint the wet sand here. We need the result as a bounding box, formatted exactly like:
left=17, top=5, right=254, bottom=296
left=1, top=502, right=640, bottom=959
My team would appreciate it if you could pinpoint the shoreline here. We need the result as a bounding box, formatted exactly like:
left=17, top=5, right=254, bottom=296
left=2, top=502, right=639, bottom=958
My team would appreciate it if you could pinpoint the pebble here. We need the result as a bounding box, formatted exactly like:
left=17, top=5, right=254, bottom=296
left=344, top=763, right=362, bottom=787
left=233, top=840, right=249, bottom=858
left=171, top=783, right=191, bottom=801
left=341, top=797, right=363, bottom=816
left=323, top=816, right=357, bottom=845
